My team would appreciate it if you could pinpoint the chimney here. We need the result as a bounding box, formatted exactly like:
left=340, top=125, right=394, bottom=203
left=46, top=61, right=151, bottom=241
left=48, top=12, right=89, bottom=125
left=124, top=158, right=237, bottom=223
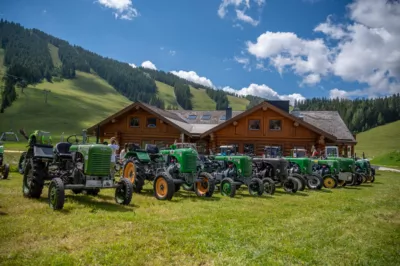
left=226, top=106, right=232, bottom=120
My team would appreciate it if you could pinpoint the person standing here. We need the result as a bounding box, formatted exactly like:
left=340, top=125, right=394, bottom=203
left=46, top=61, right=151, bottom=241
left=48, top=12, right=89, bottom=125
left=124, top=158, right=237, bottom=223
left=108, top=137, right=119, bottom=177
left=119, top=143, right=128, bottom=162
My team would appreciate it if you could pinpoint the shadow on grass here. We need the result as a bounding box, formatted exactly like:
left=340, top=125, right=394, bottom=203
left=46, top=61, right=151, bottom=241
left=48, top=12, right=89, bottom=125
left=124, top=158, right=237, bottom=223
left=274, top=190, right=309, bottom=197
left=372, top=182, right=383, bottom=185
left=68, top=195, right=137, bottom=212
left=343, top=186, right=361, bottom=190
left=137, top=188, right=222, bottom=202
left=313, top=188, right=333, bottom=193
left=0, top=211, right=7, bottom=215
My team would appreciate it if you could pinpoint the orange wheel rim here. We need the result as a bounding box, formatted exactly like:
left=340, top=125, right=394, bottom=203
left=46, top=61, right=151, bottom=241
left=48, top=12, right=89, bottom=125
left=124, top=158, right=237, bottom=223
left=124, top=162, right=136, bottom=184
left=156, top=178, right=168, bottom=198
left=196, top=177, right=209, bottom=195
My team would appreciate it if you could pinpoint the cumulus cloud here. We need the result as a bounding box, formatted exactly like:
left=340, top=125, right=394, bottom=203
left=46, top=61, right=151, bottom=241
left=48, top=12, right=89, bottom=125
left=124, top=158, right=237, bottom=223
left=129, top=63, right=136, bottom=68
left=97, top=0, right=139, bottom=20
left=244, top=0, right=400, bottom=97
left=170, top=70, right=214, bottom=88
left=141, top=60, right=157, bottom=70
left=217, top=0, right=264, bottom=26
left=222, top=83, right=305, bottom=105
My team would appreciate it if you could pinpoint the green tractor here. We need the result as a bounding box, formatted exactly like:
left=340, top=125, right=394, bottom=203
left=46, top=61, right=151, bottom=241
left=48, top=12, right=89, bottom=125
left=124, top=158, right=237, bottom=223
left=285, top=149, right=323, bottom=190
left=19, top=129, right=133, bottom=210
left=0, top=142, right=10, bottom=179
left=208, top=155, right=271, bottom=197
left=146, top=143, right=215, bottom=200
left=354, top=153, right=375, bottom=183
left=311, top=158, right=341, bottom=188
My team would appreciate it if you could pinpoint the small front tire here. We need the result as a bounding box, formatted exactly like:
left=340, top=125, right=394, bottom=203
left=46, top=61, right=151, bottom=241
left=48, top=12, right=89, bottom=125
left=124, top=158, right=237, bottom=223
left=248, top=178, right=264, bottom=196
left=262, top=178, right=276, bottom=195
left=153, top=173, right=175, bottom=200
left=2, top=164, right=9, bottom=179
left=323, top=175, right=338, bottom=189
left=283, top=177, right=298, bottom=193
left=220, top=178, right=236, bottom=197
left=115, top=178, right=133, bottom=205
left=48, top=178, right=65, bottom=210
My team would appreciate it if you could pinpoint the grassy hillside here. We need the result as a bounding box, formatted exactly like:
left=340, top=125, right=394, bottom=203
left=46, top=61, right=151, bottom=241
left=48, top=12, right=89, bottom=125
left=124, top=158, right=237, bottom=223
left=189, top=86, right=216, bottom=110
left=355, top=120, right=400, bottom=167
left=48, top=43, right=62, bottom=67
left=0, top=71, right=132, bottom=135
left=227, top=95, right=249, bottom=111
left=155, top=81, right=180, bottom=109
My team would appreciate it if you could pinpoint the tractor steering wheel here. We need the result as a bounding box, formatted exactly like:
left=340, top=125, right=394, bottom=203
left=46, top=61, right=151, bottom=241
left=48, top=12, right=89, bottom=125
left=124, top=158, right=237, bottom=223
left=67, top=134, right=80, bottom=144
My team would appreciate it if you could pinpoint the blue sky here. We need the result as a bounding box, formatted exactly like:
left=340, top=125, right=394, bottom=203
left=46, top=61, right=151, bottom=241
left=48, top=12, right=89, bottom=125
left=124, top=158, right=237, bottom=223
left=1, top=0, right=399, bottom=103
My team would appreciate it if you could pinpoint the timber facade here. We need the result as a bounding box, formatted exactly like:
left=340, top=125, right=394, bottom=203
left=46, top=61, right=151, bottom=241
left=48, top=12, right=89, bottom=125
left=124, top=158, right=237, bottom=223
left=88, top=100, right=357, bottom=157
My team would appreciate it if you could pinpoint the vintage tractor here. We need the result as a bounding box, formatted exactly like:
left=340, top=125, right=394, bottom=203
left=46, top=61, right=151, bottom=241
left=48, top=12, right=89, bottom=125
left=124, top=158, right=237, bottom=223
left=145, top=144, right=216, bottom=200
left=19, top=129, right=133, bottom=210
left=208, top=155, right=270, bottom=197
left=354, top=153, right=375, bottom=183
left=0, top=142, right=10, bottom=179
left=311, top=158, right=341, bottom=188
left=285, top=157, right=323, bottom=190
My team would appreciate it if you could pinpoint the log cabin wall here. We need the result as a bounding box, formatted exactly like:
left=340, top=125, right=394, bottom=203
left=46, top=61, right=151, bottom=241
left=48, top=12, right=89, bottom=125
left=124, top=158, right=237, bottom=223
left=99, top=108, right=185, bottom=150
left=210, top=107, right=322, bottom=156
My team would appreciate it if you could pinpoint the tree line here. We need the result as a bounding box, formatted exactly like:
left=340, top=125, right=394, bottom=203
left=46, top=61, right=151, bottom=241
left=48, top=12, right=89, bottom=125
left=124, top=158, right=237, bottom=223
left=296, top=94, right=400, bottom=133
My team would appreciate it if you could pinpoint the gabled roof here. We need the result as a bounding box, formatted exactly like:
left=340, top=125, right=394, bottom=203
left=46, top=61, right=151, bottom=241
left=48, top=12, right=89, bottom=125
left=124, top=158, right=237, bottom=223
left=298, top=111, right=356, bottom=144
left=199, top=101, right=338, bottom=142
left=87, top=101, right=193, bottom=136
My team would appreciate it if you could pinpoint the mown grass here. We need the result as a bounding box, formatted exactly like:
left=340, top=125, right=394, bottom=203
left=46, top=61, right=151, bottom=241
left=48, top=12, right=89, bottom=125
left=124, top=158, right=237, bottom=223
left=189, top=86, right=216, bottom=110
left=155, top=81, right=180, bottom=109
left=48, top=43, right=62, bottom=67
left=0, top=71, right=132, bottom=137
left=0, top=171, right=399, bottom=265
left=227, top=95, right=249, bottom=111
left=372, top=151, right=400, bottom=169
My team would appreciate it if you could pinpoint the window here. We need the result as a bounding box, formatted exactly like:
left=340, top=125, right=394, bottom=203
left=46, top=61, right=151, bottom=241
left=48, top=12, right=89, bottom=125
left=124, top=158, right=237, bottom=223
left=129, top=117, right=140, bottom=127
left=187, top=115, right=197, bottom=120
left=244, top=144, right=254, bottom=155
left=220, top=115, right=226, bottom=121
left=248, top=119, right=260, bottom=130
left=201, top=114, right=211, bottom=120
left=269, top=119, right=282, bottom=131
left=147, top=117, right=157, bottom=128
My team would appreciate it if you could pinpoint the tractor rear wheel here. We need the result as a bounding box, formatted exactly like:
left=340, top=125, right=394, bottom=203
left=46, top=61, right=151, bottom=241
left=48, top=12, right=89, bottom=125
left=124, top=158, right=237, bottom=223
left=220, top=178, right=236, bottom=197
left=1, top=164, right=9, bottom=179
left=283, top=177, right=298, bottom=193
left=248, top=178, right=264, bottom=196
left=306, top=174, right=323, bottom=190
left=262, top=178, right=276, bottom=195
left=18, top=152, right=27, bottom=174
left=22, top=160, right=44, bottom=198
left=115, top=178, right=133, bottom=205
left=123, top=159, right=143, bottom=193
left=194, top=172, right=215, bottom=197
left=153, top=173, right=174, bottom=200
left=290, top=174, right=306, bottom=191
left=48, top=178, right=65, bottom=210
left=323, top=175, right=338, bottom=188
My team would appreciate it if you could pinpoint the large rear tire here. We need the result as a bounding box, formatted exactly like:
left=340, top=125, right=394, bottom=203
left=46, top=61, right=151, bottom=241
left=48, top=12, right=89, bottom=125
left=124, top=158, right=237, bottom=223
left=22, top=160, right=44, bottom=198
left=220, top=178, right=236, bottom=197
left=48, top=178, right=65, bottom=210
left=283, top=177, right=298, bottom=193
left=306, top=174, right=323, bottom=190
left=194, top=172, right=215, bottom=197
left=123, top=159, right=143, bottom=193
left=262, top=177, right=276, bottom=195
left=153, top=173, right=175, bottom=200
left=248, top=178, right=264, bottom=196
left=115, top=178, right=133, bottom=205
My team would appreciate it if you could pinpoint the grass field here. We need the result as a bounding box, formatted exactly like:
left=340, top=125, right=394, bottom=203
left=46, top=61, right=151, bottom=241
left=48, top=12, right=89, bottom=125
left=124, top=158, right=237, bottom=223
left=189, top=86, right=216, bottom=110
left=0, top=71, right=132, bottom=137
left=155, top=81, right=180, bottom=109
left=0, top=171, right=399, bottom=265
left=48, top=43, right=62, bottom=67
left=355, top=120, right=400, bottom=167
left=227, top=95, right=249, bottom=111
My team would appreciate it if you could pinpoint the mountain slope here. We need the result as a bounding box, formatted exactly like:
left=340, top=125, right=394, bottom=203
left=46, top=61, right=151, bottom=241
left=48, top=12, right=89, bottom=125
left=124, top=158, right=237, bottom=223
left=189, top=86, right=216, bottom=110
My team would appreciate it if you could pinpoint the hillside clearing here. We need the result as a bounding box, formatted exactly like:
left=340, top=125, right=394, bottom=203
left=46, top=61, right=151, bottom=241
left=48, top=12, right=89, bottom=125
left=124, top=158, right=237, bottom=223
left=227, top=95, right=249, bottom=111
left=189, top=86, right=216, bottom=110
left=155, top=81, right=180, bottom=109
left=0, top=171, right=399, bottom=265
left=48, top=43, right=62, bottom=67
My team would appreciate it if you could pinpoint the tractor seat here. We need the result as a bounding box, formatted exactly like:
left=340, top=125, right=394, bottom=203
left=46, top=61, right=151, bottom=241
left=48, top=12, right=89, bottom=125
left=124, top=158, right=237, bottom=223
left=55, top=142, right=72, bottom=158
left=146, top=144, right=159, bottom=154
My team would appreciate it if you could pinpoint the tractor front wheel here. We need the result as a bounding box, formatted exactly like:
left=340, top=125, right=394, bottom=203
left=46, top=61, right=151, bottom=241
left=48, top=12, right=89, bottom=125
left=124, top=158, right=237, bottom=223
left=1, top=164, right=9, bottom=179
left=115, top=178, right=133, bottom=205
left=290, top=174, right=306, bottom=191
left=306, top=174, right=323, bottom=190
left=153, top=173, right=174, bottom=200
left=323, top=175, right=338, bottom=189
left=18, top=152, right=27, bottom=174
left=220, top=178, right=236, bottom=197
left=262, top=178, right=276, bottom=195
left=194, top=172, right=215, bottom=197
left=283, top=177, right=298, bottom=193
left=248, top=178, right=264, bottom=196
left=338, top=179, right=347, bottom=187
left=48, top=178, right=65, bottom=210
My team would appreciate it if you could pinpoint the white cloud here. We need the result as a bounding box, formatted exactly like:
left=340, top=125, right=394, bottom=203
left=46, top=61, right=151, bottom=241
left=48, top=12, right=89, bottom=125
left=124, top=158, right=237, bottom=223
left=170, top=70, right=214, bottom=88
left=97, top=0, right=139, bottom=20
left=222, top=83, right=305, bottom=105
left=329, top=88, right=364, bottom=99
left=169, top=50, right=176, bottom=56
left=244, top=0, right=400, bottom=97
left=218, top=0, right=264, bottom=26
left=129, top=63, right=136, bottom=68
left=141, top=60, right=157, bottom=70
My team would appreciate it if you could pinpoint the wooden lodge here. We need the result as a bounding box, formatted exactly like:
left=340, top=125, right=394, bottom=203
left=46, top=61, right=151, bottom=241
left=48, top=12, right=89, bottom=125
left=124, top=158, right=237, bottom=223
left=87, top=100, right=357, bottom=157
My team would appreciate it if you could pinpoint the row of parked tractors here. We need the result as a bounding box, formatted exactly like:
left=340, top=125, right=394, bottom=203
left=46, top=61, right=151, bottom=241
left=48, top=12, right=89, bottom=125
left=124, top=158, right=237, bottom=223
left=4, top=130, right=375, bottom=211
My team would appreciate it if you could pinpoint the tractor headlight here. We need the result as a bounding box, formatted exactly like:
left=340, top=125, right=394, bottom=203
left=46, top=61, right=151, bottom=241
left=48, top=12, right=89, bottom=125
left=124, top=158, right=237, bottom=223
left=76, top=162, right=83, bottom=170
left=176, top=163, right=181, bottom=169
